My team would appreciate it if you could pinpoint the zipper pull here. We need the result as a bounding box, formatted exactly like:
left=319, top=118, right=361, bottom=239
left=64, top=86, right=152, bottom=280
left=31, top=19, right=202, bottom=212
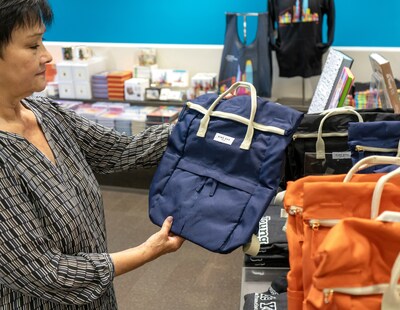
left=324, top=289, right=333, bottom=304
left=355, top=145, right=364, bottom=160
left=310, top=220, right=320, bottom=231
left=289, top=206, right=302, bottom=216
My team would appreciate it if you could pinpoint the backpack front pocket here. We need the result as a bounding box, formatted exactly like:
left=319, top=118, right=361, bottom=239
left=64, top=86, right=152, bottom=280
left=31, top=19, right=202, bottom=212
left=151, top=157, right=256, bottom=253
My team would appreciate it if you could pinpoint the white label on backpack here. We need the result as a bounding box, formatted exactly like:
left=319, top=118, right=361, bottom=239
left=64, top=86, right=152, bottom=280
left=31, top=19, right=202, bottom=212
left=332, top=151, right=351, bottom=159
left=214, top=133, right=235, bottom=145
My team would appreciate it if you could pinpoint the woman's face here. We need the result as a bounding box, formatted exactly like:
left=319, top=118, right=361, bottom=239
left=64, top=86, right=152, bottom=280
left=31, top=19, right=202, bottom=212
left=0, top=23, right=53, bottom=99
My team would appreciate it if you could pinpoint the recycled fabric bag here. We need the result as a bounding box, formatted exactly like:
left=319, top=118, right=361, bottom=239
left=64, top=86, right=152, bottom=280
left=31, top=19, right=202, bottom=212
left=284, top=155, right=400, bottom=310
left=149, top=82, right=303, bottom=254
left=283, top=171, right=388, bottom=310
left=283, top=107, right=363, bottom=185
left=300, top=156, right=400, bottom=308
left=306, top=217, right=400, bottom=310
left=304, top=170, right=400, bottom=310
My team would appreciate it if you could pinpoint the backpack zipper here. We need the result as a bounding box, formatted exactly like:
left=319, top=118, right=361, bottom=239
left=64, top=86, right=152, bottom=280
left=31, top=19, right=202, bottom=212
left=288, top=205, right=303, bottom=215
left=323, top=284, right=391, bottom=304
left=355, top=145, right=398, bottom=153
left=308, top=219, right=340, bottom=231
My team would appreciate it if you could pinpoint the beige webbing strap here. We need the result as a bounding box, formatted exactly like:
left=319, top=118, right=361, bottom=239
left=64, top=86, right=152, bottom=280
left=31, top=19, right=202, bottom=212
left=196, top=81, right=257, bottom=150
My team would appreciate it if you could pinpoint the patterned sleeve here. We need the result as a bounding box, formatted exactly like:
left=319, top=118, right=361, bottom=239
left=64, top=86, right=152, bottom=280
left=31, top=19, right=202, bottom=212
left=0, top=166, right=114, bottom=305
left=50, top=98, right=173, bottom=174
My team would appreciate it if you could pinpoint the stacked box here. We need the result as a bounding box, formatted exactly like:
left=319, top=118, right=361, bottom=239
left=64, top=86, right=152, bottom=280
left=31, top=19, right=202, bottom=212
left=107, top=71, right=133, bottom=100
left=91, top=71, right=109, bottom=99
left=56, top=57, right=106, bottom=99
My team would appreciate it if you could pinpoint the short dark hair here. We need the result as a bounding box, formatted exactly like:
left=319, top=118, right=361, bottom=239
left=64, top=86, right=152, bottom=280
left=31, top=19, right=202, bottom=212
left=0, top=0, right=53, bottom=57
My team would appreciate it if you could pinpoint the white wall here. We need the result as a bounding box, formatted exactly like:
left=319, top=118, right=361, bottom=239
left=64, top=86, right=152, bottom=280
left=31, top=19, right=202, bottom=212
left=44, top=42, right=400, bottom=103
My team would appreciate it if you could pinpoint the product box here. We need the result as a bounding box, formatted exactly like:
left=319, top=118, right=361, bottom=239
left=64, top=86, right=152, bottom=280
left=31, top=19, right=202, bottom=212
left=134, top=64, right=158, bottom=79
left=137, top=48, right=157, bottom=66
left=145, top=87, right=162, bottom=100
left=72, top=57, right=106, bottom=82
left=151, top=69, right=171, bottom=86
left=124, top=78, right=150, bottom=101
left=169, top=69, right=189, bottom=88
left=150, top=69, right=189, bottom=87
left=107, top=70, right=133, bottom=100
left=58, top=81, right=75, bottom=99
left=191, top=72, right=217, bottom=97
left=74, top=81, right=92, bottom=100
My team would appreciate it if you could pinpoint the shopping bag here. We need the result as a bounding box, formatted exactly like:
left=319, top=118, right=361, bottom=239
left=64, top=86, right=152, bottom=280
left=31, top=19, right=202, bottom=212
left=301, top=156, right=400, bottom=308
left=148, top=82, right=303, bottom=254
left=283, top=107, right=400, bottom=187
left=283, top=107, right=363, bottom=185
left=348, top=120, right=400, bottom=172
left=305, top=203, right=400, bottom=310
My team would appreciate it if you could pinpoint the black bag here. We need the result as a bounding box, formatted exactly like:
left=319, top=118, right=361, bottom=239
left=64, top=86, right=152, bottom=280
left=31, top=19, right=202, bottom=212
left=283, top=107, right=400, bottom=187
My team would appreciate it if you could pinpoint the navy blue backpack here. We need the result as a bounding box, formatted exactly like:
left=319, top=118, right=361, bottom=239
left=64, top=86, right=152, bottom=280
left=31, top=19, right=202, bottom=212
left=148, top=82, right=303, bottom=253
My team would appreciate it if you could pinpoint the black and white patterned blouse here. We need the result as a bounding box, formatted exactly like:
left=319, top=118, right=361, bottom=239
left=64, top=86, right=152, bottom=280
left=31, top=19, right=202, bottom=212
left=0, top=96, right=171, bottom=309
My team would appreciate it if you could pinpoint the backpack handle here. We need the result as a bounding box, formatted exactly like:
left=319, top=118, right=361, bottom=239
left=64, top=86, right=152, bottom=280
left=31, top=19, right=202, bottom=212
left=370, top=166, right=400, bottom=218
left=344, top=155, right=400, bottom=182
left=382, top=253, right=400, bottom=310
left=315, top=107, right=363, bottom=159
left=196, top=81, right=257, bottom=150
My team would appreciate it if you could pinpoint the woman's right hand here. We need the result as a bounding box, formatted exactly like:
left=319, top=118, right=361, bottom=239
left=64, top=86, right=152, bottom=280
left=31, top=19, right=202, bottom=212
left=143, top=216, right=185, bottom=259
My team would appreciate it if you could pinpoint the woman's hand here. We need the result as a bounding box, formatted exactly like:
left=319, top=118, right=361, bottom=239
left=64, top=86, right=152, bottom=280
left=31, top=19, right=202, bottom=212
left=143, top=216, right=185, bottom=259
left=110, top=216, right=184, bottom=277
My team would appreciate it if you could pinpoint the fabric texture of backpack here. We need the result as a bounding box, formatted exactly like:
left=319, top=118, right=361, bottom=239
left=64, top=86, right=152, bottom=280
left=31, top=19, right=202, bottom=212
left=148, top=82, right=303, bottom=254
left=348, top=120, right=400, bottom=173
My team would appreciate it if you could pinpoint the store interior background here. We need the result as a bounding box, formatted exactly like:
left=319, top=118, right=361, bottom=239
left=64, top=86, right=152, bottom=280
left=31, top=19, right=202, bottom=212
left=45, top=0, right=400, bottom=106
left=43, top=1, right=400, bottom=309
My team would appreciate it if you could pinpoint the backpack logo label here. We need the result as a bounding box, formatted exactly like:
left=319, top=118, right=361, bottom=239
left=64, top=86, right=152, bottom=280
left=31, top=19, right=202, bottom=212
left=214, top=133, right=235, bottom=145
left=332, top=151, right=351, bottom=159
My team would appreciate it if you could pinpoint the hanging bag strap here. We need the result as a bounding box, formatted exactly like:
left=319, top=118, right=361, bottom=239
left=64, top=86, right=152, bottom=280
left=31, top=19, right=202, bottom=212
left=196, top=81, right=257, bottom=150
left=370, top=166, right=400, bottom=218
left=315, top=107, right=363, bottom=159
left=344, top=155, right=400, bottom=182
left=382, top=253, right=400, bottom=309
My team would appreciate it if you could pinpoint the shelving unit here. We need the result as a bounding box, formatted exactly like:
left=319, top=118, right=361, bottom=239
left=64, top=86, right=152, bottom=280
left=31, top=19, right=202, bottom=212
left=52, top=96, right=186, bottom=107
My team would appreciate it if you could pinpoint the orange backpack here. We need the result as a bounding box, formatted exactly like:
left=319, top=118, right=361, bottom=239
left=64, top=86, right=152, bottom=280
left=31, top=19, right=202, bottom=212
left=305, top=215, right=400, bottom=309
left=284, top=156, right=400, bottom=310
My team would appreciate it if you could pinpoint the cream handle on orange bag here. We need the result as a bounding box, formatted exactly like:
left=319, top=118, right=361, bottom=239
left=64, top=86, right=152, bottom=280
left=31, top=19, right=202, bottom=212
left=315, top=107, right=363, bottom=159
left=370, top=166, right=400, bottom=218
left=381, top=253, right=400, bottom=309
left=343, top=155, right=400, bottom=183
left=196, top=81, right=257, bottom=150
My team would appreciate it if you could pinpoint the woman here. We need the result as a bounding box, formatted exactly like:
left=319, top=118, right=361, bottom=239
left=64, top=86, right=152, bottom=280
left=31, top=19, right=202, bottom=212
left=0, top=0, right=184, bottom=309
